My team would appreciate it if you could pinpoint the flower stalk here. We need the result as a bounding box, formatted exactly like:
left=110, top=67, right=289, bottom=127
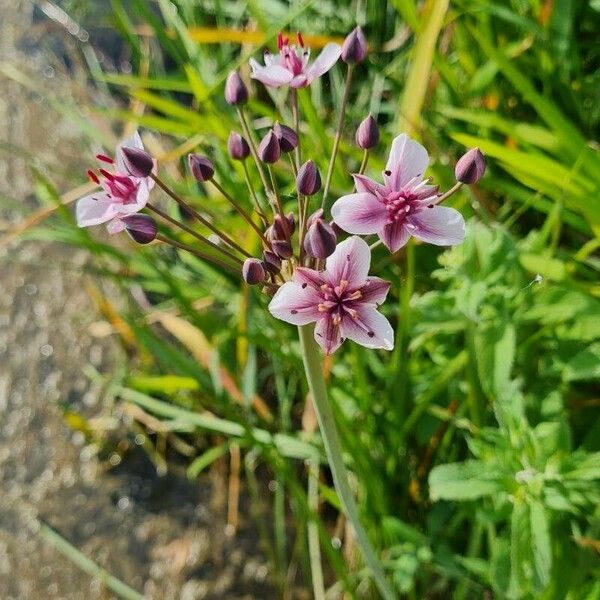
left=321, top=64, right=354, bottom=210
left=297, top=323, right=395, bottom=600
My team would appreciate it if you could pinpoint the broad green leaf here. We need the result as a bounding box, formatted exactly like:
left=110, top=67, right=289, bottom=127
left=429, top=460, right=502, bottom=501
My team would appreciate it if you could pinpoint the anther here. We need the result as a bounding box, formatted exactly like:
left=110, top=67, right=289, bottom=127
left=96, top=154, right=114, bottom=164
left=87, top=170, right=100, bottom=184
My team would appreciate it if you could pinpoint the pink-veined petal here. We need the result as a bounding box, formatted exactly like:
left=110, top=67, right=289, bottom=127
left=268, top=282, right=322, bottom=325
left=341, top=307, right=394, bottom=351
left=118, top=179, right=150, bottom=216
left=305, top=43, right=341, bottom=82
left=106, top=218, right=126, bottom=235
left=379, top=221, right=411, bottom=252
left=330, top=193, right=387, bottom=235
left=385, top=133, right=429, bottom=190
left=314, top=317, right=343, bottom=355
left=76, top=191, right=119, bottom=227
left=292, top=267, right=326, bottom=290
left=407, top=206, right=465, bottom=246
left=325, top=236, right=371, bottom=289
left=263, top=52, right=281, bottom=67
left=353, top=174, right=386, bottom=196
left=360, top=277, right=390, bottom=305
left=249, top=58, right=294, bottom=88
left=290, top=74, right=309, bottom=88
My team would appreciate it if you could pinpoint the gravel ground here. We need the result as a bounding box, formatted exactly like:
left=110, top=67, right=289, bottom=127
left=0, top=3, right=274, bottom=598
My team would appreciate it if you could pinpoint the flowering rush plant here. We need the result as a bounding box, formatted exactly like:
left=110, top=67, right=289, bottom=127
left=76, top=27, right=485, bottom=598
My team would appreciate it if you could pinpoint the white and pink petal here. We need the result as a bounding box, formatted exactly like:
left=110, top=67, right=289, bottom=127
left=360, top=277, right=391, bottom=306
left=341, top=307, right=394, bottom=351
left=407, top=206, right=465, bottom=246
left=314, top=317, right=343, bottom=355
left=268, top=282, right=322, bottom=325
left=249, top=58, right=294, bottom=87
left=76, top=192, right=120, bottom=227
left=385, top=134, right=429, bottom=190
left=305, top=43, right=341, bottom=82
left=330, top=193, right=387, bottom=235
left=325, top=236, right=371, bottom=290
left=379, top=221, right=411, bottom=253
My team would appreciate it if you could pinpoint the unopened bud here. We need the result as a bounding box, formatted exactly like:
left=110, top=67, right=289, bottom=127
left=228, top=132, right=250, bottom=161
left=454, top=148, right=486, bottom=184
left=355, top=114, right=379, bottom=149
left=242, top=257, right=265, bottom=284
left=304, top=219, right=337, bottom=259
left=296, top=160, right=321, bottom=196
left=262, top=250, right=282, bottom=274
left=188, top=154, right=214, bottom=182
left=121, top=146, right=154, bottom=178
left=123, top=214, right=157, bottom=244
left=258, top=130, right=281, bottom=163
left=306, top=208, right=324, bottom=229
left=330, top=221, right=344, bottom=237
left=224, top=71, right=248, bottom=106
left=272, top=240, right=293, bottom=259
left=273, top=122, right=298, bottom=153
left=341, top=26, right=367, bottom=64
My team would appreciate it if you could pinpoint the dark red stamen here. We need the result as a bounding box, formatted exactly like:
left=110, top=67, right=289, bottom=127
left=282, top=36, right=289, bottom=46
left=297, top=31, right=304, bottom=47
left=99, top=168, right=114, bottom=180
left=277, top=32, right=284, bottom=50
left=87, top=170, right=100, bottom=184
left=96, top=153, right=114, bottom=164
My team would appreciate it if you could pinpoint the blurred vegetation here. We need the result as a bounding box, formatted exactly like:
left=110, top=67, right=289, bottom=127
left=3, top=0, right=600, bottom=597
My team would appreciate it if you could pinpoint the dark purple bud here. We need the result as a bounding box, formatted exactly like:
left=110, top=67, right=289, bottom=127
left=121, top=146, right=154, bottom=178
left=257, top=130, right=281, bottom=163
left=273, top=122, right=298, bottom=153
left=268, top=212, right=295, bottom=241
left=123, top=214, right=157, bottom=245
left=355, top=114, right=379, bottom=150
left=224, top=71, right=248, bottom=106
left=188, top=154, right=214, bottom=182
left=272, top=240, right=293, bottom=259
left=304, top=219, right=337, bottom=259
left=227, top=131, right=250, bottom=161
left=285, top=212, right=296, bottom=235
left=341, top=26, right=368, bottom=64
left=242, top=258, right=265, bottom=284
left=306, top=208, right=324, bottom=229
left=262, top=250, right=282, bottom=274
left=296, top=160, right=321, bottom=196
left=454, top=147, right=486, bottom=184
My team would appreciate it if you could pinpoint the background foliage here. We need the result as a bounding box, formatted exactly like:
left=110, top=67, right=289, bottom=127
left=4, top=0, right=600, bottom=597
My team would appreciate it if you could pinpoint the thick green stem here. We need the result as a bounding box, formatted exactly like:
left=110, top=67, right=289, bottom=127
left=297, top=324, right=395, bottom=600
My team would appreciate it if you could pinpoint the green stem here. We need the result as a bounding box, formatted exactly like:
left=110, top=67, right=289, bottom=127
left=307, top=458, right=326, bottom=600
left=321, top=64, right=354, bottom=210
left=297, top=324, right=395, bottom=600
left=291, top=88, right=301, bottom=169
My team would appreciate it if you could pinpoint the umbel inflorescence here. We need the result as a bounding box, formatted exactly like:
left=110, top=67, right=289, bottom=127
left=76, top=26, right=485, bottom=355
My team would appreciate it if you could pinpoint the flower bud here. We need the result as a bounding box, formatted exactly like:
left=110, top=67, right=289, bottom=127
left=306, top=208, right=324, bottom=229
left=272, top=240, right=293, bottom=259
left=121, top=146, right=154, bottom=178
left=188, top=154, right=214, bottom=182
left=454, top=148, right=486, bottom=184
left=258, top=130, right=281, bottom=163
left=273, top=122, right=298, bottom=153
left=355, top=114, right=379, bottom=149
left=330, top=221, right=344, bottom=237
left=242, top=257, right=265, bottom=284
left=296, top=160, right=321, bottom=196
left=262, top=250, right=282, bottom=274
left=224, top=71, right=248, bottom=106
left=304, top=218, right=337, bottom=259
left=123, top=214, right=157, bottom=245
left=341, top=26, right=367, bottom=64
left=227, top=131, right=250, bottom=161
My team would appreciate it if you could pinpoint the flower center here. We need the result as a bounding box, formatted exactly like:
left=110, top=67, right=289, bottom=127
left=99, top=169, right=139, bottom=204
left=317, top=280, right=363, bottom=320
left=381, top=190, right=421, bottom=225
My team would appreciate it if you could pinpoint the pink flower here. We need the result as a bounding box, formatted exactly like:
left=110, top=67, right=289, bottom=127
left=331, top=134, right=465, bottom=252
left=76, top=131, right=155, bottom=234
left=268, top=236, right=393, bottom=354
left=250, top=32, right=341, bottom=89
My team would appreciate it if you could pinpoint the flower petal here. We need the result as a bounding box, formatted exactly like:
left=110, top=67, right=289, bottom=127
left=293, top=267, right=326, bottom=290
left=305, top=43, right=341, bottom=82
left=341, top=307, right=394, bottom=351
left=353, top=174, right=386, bottom=196
left=379, top=221, right=411, bottom=252
left=407, top=206, right=465, bottom=246
left=330, top=193, right=387, bottom=235
left=249, top=58, right=293, bottom=88
left=76, top=192, right=119, bottom=227
left=268, top=282, right=321, bottom=325
left=106, top=218, right=126, bottom=235
left=385, top=133, right=429, bottom=190
left=314, top=317, right=343, bottom=355
left=325, top=236, right=371, bottom=289
left=360, top=276, right=390, bottom=305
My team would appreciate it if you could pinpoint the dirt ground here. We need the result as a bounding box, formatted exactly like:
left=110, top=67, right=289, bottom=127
left=0, top=2, right=274, bottom=598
